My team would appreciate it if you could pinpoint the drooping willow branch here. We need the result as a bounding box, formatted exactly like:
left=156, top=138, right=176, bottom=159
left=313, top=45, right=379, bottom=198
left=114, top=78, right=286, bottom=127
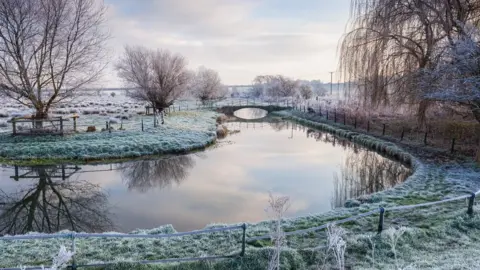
left=339, top=0, right=480, bottom=121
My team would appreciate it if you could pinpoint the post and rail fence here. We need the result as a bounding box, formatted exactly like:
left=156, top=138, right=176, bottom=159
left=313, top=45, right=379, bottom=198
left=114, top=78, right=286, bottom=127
left=0, top=224, right=247, bottom=270
left=1, top=188, right=478, bottom=269
left=1, top=98, right=479, bottom=268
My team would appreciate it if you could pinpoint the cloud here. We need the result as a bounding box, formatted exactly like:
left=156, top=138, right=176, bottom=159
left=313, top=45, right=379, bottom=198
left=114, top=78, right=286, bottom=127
left=102, top=0, right=350, bottom=86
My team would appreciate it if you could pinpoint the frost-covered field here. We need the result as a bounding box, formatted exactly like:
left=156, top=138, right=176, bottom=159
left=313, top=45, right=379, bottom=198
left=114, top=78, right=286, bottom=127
left=0, top=91, right=148, bottom=133
left=0, top=110, right=218, bottom=163
left=2, top=110, right=480, bottom=269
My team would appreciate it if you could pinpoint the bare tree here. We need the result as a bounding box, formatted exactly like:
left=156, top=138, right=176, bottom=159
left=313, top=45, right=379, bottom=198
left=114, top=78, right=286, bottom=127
left=251, top=75, right=298, bottom=99
left=0, top=0, right=108, bottom=121
left=250, top=75, right=273, bottom=98
left=266, top=75, right=298, bottom=98
left=192, top=66, right=226, bottom=105
left=116, top=46, right=191, bottom=125
left=299, top=84, right=313, bottom=100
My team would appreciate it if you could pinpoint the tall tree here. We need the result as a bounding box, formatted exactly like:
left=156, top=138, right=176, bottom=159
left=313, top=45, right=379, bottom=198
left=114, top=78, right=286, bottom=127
left=339, top=0, right=480, bottom=123
left=0, top=0, right=108, bottom=120
left=116, top=46, right=191, bottom=125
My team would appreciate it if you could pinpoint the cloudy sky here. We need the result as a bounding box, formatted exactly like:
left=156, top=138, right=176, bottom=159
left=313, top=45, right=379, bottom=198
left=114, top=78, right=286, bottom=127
left=102, top=0, right=351, bottom=87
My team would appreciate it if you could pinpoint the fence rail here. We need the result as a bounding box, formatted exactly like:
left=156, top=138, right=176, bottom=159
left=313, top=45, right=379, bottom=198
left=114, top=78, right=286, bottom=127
left=1, top=98, right=479, bottom=268
left=0, top=224, right=247, bottom=270
left=247, top=189, right=480, bottom=243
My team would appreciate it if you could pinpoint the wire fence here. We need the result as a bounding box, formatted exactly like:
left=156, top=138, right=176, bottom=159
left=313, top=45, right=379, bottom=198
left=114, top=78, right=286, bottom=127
left=290, top=104, right=480, bottom=157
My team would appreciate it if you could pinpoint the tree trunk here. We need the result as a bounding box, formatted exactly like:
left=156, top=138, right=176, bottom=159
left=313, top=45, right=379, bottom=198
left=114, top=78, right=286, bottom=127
left=472, top=104, right=480, bottom=123
left=417, top=100, right=432, bottom=128
left=476, top=140, right=480, bottom=164
left=159, top=108, right=165, bottom=124
left=472, top=103, right=480, bottom=164
left=34, top=110, right=48, bottom=128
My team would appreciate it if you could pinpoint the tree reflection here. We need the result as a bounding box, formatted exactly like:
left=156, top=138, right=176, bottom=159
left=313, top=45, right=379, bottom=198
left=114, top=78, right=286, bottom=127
left=0, top=166, right=113, bottom=235
left=331, top=149, right=411, bottom=208
left=119, top=156, right=195, bottom=192
left=297, top=125, right=411, bottom=208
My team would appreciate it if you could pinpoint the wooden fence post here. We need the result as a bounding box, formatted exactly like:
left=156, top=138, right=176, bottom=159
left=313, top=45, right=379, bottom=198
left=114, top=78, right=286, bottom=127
left=451, top=138, right=456, bottom=154
left=334, top=109, right=337, bottom=122
left=382, top=124, right=386, bottom=136
left=326, top=110, right=329, bottom=120
left=367, top=121, right=370, bottom=132
left=141, top=118, right=144, bottom=131
left=12, top=118, right=16, bottom=136
left=400, top=128, right=405, bottom=141
left=424, top=131, right=428, bottom=145
left=343, top=113, right=346, bottom=125
left=377, top=207, right=385, bottom=233
left=240, top=223, right=247, bottom=257
left=354, top=117, right=357, bottom=129
left=60, top=117, right=63, bottom=134
left=468, top=193, right=475, bottom=216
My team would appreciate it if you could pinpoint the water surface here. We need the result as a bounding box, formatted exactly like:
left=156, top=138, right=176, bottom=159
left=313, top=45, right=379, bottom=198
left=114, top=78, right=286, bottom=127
left=0, top=119, right=411, bottom=234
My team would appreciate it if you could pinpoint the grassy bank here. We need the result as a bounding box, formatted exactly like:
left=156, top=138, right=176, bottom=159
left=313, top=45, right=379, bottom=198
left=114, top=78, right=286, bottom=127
left=2, top=110, right=480, bottom=269
left=0, top=111, right=218, bottom=165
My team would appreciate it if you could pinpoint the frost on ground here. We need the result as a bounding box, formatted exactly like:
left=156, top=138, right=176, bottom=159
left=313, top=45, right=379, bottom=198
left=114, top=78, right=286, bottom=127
left=0, top=111, right=218, bottom=162
left=1, top=109, right=480, bottom=269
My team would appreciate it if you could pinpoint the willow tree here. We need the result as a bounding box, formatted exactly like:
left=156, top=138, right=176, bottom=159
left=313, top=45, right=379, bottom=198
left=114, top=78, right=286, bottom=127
left=0, top=0, right=108, bottom=120
left=339, top=0, right=480, bottom=123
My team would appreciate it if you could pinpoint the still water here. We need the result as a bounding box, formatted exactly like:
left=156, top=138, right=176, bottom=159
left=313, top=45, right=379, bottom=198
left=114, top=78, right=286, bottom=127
left=0, top=119, right=411, bottom=235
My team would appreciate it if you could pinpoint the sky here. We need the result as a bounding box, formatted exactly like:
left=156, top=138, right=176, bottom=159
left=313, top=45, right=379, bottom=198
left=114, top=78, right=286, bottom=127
left=101, top=0, right=351, bottom=87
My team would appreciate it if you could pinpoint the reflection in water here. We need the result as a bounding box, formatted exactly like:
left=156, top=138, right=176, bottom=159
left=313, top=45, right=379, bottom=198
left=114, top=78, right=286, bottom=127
left=266, top=122, right=411, bottom=208
left=119, top=156, right=195, bottom=192
left=233, top=108, right=268, bottom=120
left=331, top=150, right=410, bottom=208
left=0, top=120, right=412, bottom=233
left=0, top=166, right=114, bottom=235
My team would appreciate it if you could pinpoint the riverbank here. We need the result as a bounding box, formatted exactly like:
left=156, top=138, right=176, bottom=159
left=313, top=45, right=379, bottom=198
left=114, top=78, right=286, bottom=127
left=2, top=110, right=480, bottom=269
left=0, top=111, right=219, bottom=165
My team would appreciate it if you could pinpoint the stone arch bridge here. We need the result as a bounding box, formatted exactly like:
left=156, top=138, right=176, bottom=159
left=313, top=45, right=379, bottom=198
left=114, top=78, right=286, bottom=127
left=216, top=105, right=291, bottom=117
